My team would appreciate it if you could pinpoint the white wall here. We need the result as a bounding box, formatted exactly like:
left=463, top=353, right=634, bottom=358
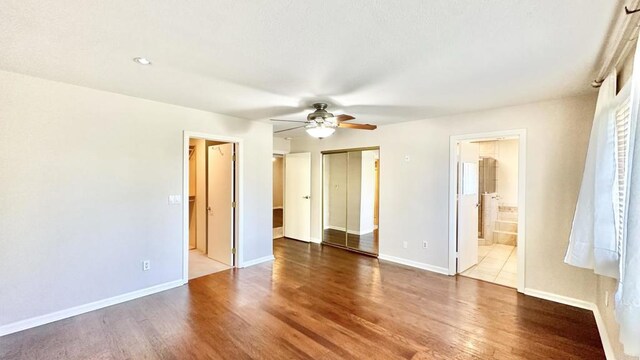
left=359, top=151, right=377, bottom=234
left=273, top=137, right=290, bottom=154
left=324, top=153, right=348, bottom=229
left=0, top=70, right=273, bottom=327
left=291, top=94, right=598, bottom=302
left=346, top=152, right=362, bottom=234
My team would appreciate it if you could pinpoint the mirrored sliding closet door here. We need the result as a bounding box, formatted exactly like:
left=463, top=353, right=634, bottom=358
left=322, top=147, right=379, bottom=255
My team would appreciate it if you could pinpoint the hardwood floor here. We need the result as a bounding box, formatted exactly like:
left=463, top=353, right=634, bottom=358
left=0, top=239, right=604, bottom=359
left=323, top=228, right=379, bottom=254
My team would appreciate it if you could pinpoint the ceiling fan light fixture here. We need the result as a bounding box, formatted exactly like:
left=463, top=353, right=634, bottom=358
left=306, top=125, right=335, bottom=139
left=324, top=116, right=337, bottom=125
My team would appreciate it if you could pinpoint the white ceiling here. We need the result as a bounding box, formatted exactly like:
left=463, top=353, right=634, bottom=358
left=0, top=1, right=619, bottom=136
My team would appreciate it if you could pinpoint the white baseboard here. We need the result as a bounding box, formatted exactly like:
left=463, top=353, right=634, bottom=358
left=241, top=255, right=275, bottom=268
left=0, top=279, right=184, bottom=337
left=310, top=237, right=321, bottom=244
left=378, top=254, right=449, bottom=275
left=524, top=288, right=615, bottom=360
left=592, top=305, right=616, bottom=360
left=523, top=288, right=593, bottom=310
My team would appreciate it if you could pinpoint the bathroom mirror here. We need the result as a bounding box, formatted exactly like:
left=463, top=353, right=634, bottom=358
left=322, top=147, right=379, bottom=255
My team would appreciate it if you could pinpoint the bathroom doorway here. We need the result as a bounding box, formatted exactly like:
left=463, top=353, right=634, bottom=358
left=449, top=130, right=526, bottom=291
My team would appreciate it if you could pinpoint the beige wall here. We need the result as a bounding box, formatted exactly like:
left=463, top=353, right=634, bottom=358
left=0, top=70, right=273, bottom=327
left=291, top=94, right=598, bottom=302
left=273, top=156, right=284, bottom=208
left=598, top=276, right=636, bottom=359
left=479, top=139, right=519, bottom=206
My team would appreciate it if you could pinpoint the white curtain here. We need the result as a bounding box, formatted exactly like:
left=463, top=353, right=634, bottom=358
left=564, top=70, right=619, bottom=278
left=615, top=40, right=640, bottom=357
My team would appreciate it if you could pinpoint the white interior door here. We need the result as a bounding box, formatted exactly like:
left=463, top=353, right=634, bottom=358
left=207, top=143, right=234, bottom=266
left=457, top=142, right=479, bottom=273
left=284, top=152, right=311, bottom=242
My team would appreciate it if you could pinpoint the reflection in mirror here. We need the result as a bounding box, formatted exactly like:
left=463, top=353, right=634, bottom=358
left=323, top=152, right=348, bottom=248
left=346, top=150, right=379, bottom=254
left=322, top=148, right=379, bottom=255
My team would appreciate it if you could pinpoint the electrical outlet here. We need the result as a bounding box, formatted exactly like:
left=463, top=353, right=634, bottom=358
left=422, top=241, right=428, bottom=249
left=605, top=291, right=609, bottom=307
left=142, top=260, right=151, bottom=271
left=403, top=241, right=408, bottom=249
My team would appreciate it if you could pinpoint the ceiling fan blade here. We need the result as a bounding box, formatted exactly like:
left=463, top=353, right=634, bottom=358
left=274, top=125, right=307, bottom=134
left=335, top=114, right=356, bottom=122
left=271, top=119, right=306, bottom=123
left=337, top=122, right=377, bottom=130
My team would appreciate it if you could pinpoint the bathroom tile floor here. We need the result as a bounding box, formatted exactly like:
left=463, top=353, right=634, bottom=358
left=189, top=249, right=230, bottom=280
left=461, top=244, right=517, bottom=288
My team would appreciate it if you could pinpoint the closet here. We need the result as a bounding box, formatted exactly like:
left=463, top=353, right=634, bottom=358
left=322, top=147, right=380, bottom=255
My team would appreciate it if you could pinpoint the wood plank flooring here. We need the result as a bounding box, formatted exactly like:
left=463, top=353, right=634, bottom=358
left=0, top=239, right=604, bottom=359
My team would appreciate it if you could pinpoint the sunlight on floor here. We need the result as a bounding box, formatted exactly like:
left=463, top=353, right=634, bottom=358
left=461, top=244, right=517, bottom=288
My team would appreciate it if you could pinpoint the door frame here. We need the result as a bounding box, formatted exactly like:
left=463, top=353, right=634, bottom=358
left=182, top=131, right=243, bottom=284
left=448, top=129, right=526, bottom=293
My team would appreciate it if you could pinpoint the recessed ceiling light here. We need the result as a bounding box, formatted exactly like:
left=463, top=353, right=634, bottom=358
left=133, top=57, right=151, bottom=65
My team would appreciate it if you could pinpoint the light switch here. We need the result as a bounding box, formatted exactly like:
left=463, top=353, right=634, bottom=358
left=168, top=195, right=182, bottom=205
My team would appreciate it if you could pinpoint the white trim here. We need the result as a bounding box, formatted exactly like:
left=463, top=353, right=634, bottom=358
left=310, top=237, right=321, bottom=244
left=183, top=131, right=244, bottom=284
left=523, top=288, right=593, bottom=310
left=378, top=254, right=449, bottom=275
left=241, top=255, right=275, bottom=268
left=592, top=305, right=616, bottom=360
left=448, top=129, right=527, bottom=293
left=0, top=280, right=183, bottom=337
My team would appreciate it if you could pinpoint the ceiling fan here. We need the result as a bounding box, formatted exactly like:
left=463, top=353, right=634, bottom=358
left=271, top=103, right=377, bottom=138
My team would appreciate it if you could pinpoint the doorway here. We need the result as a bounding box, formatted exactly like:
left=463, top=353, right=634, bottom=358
left=183, top=133, right=240, bottom=282
left=272, top=154, right=284, bottom=239
left=449, top=130, right=526, bottom=291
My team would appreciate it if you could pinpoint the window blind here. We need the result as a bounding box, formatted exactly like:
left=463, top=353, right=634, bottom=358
left=615, top=96, right=631, bottom=255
